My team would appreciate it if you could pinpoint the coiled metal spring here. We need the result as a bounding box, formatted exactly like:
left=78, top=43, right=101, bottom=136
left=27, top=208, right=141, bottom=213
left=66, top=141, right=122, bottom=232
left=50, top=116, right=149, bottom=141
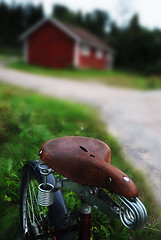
left=38, top=183, right=54, bottom=207
left=37, top=163, right=54, bottom=207
left=118, top=196, right=147, bottom=229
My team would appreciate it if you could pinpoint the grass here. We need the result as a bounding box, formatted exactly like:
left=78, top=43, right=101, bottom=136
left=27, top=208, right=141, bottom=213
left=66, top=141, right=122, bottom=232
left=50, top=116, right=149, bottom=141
left=0, top=81, right=161, bottom=239
left=7, top=60, right=161, bottom=90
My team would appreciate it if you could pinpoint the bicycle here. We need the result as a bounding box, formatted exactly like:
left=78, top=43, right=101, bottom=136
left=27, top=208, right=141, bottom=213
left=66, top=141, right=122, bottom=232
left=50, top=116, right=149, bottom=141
left=20, top=136, right=147, bottom=239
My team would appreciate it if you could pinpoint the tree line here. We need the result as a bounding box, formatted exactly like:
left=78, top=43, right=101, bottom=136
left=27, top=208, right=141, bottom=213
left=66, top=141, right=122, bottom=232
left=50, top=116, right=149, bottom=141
left=1, top=1, right=161, bottom=74
left=0, top=1, right=44, bottom=48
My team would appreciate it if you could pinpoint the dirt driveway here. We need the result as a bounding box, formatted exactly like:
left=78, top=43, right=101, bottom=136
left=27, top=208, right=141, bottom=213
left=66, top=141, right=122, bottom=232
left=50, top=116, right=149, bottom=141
left=0, top=66, right=161, bottom=206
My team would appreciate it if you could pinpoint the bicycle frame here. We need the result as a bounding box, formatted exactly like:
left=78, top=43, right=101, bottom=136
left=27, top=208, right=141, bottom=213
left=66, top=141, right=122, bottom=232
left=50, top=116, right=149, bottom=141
left=21, top=160, right=147, bottom=240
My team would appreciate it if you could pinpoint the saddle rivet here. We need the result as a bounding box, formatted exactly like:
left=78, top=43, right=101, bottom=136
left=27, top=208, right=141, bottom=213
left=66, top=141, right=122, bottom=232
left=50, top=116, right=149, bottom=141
left=108, top=177, right=112, bottom=183
left=39, top=150, right=43, bottom=155
left=123, top=176, right=130, bottom=182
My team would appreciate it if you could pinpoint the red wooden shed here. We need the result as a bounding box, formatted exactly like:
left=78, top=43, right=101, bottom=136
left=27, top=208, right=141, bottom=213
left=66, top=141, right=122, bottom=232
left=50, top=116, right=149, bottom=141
left=20, top=18, right=114, bottom=69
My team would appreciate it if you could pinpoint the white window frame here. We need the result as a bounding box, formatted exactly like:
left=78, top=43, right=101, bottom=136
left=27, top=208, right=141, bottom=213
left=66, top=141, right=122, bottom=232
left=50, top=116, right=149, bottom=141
left=73, top=42, right=79, bottom=67
left=81, top=45, right=90, bottom=56
left=95, top=49, right=103, bottom=58
left=24, top=40, right=28, bottom=63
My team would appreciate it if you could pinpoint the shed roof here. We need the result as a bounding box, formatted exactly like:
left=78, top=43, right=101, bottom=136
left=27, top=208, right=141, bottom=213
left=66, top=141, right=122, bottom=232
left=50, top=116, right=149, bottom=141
left=20, top=18, right=114, bottom=52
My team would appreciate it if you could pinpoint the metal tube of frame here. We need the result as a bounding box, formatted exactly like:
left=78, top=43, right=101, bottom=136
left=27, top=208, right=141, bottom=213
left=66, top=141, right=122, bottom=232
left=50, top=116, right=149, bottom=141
left=80, top=203, right=91, bottom=240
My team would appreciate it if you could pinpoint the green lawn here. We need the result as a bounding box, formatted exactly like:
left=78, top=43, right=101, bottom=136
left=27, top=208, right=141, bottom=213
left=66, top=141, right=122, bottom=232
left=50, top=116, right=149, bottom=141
left=0, top=81, right=160, bottom=239
left=7, top=60, right=161, bottom=90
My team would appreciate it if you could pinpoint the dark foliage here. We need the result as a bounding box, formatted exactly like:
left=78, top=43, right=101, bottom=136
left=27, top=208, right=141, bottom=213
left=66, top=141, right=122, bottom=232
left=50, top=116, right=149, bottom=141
left=107, top=15, right=161, bottom=74
left=52, top=4, right=110, bottom=40
left=0, top=1, right=44, bottom=47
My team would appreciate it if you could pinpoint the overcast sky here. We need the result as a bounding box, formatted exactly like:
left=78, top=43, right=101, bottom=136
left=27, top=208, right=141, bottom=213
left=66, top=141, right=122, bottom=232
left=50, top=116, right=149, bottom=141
left=5, top=0, right=161, bottom=30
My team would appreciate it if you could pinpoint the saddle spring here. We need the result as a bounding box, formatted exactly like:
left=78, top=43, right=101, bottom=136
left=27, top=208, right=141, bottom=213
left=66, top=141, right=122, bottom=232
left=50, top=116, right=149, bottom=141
left=118, top=196, right=147, bottom=229
left=37, top=163, right=54, bottom=207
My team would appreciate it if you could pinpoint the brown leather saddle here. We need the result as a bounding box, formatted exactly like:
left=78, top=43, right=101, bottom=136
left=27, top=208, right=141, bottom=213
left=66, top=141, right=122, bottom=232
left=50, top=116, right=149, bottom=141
left=39, top=136, right=138, bottom=197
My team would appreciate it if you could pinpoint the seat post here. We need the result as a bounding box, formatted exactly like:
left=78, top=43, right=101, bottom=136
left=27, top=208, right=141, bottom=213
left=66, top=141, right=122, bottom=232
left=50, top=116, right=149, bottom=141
left=79, top=203, right=91, bottom=240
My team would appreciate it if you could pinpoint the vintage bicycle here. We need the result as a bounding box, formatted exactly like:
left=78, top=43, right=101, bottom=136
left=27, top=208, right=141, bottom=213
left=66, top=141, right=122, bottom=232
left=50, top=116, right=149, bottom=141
left=20, top=136, right=147, bottom=239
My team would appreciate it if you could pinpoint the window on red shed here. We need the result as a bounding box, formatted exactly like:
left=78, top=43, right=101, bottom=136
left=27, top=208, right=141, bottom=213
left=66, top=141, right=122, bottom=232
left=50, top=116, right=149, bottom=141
left=95, top=49, right=103, bottom=58
left=81, top=45, right=90, bottom=56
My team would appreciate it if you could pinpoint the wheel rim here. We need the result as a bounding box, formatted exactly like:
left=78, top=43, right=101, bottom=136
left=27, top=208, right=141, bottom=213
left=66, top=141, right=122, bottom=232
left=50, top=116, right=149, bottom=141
left=22, top=176, right=51, bottom=239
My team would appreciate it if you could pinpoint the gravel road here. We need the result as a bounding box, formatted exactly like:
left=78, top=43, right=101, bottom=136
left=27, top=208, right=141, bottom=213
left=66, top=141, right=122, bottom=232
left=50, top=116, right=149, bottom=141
left=0, top=66, right=161, bottom=206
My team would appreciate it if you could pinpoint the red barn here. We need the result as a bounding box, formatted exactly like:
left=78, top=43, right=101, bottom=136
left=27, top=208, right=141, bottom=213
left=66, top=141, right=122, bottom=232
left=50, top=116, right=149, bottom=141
left=20, top=18, right=114, bottom=69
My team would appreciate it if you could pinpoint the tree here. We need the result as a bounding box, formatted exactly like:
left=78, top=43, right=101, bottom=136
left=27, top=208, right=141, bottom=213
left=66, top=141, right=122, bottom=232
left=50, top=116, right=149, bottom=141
left=52, top=5, right=110, bottom=40
left=0, top=1, right=44, bottom=48
left=0, top=1, right=10, bottom=45
left=52, top=4, right=76, bottom=24
left=22, top=3, right=44, bottom=30
left=108, top=14, right=161, bottom=74
left=75, top=10, right=84, bottom=27
left=89, top=10, right=110, bottom=38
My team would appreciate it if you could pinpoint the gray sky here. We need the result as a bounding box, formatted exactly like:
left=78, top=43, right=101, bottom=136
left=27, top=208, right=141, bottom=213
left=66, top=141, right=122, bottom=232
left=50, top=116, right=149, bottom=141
left=5, top=0, right=161, bottom=30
